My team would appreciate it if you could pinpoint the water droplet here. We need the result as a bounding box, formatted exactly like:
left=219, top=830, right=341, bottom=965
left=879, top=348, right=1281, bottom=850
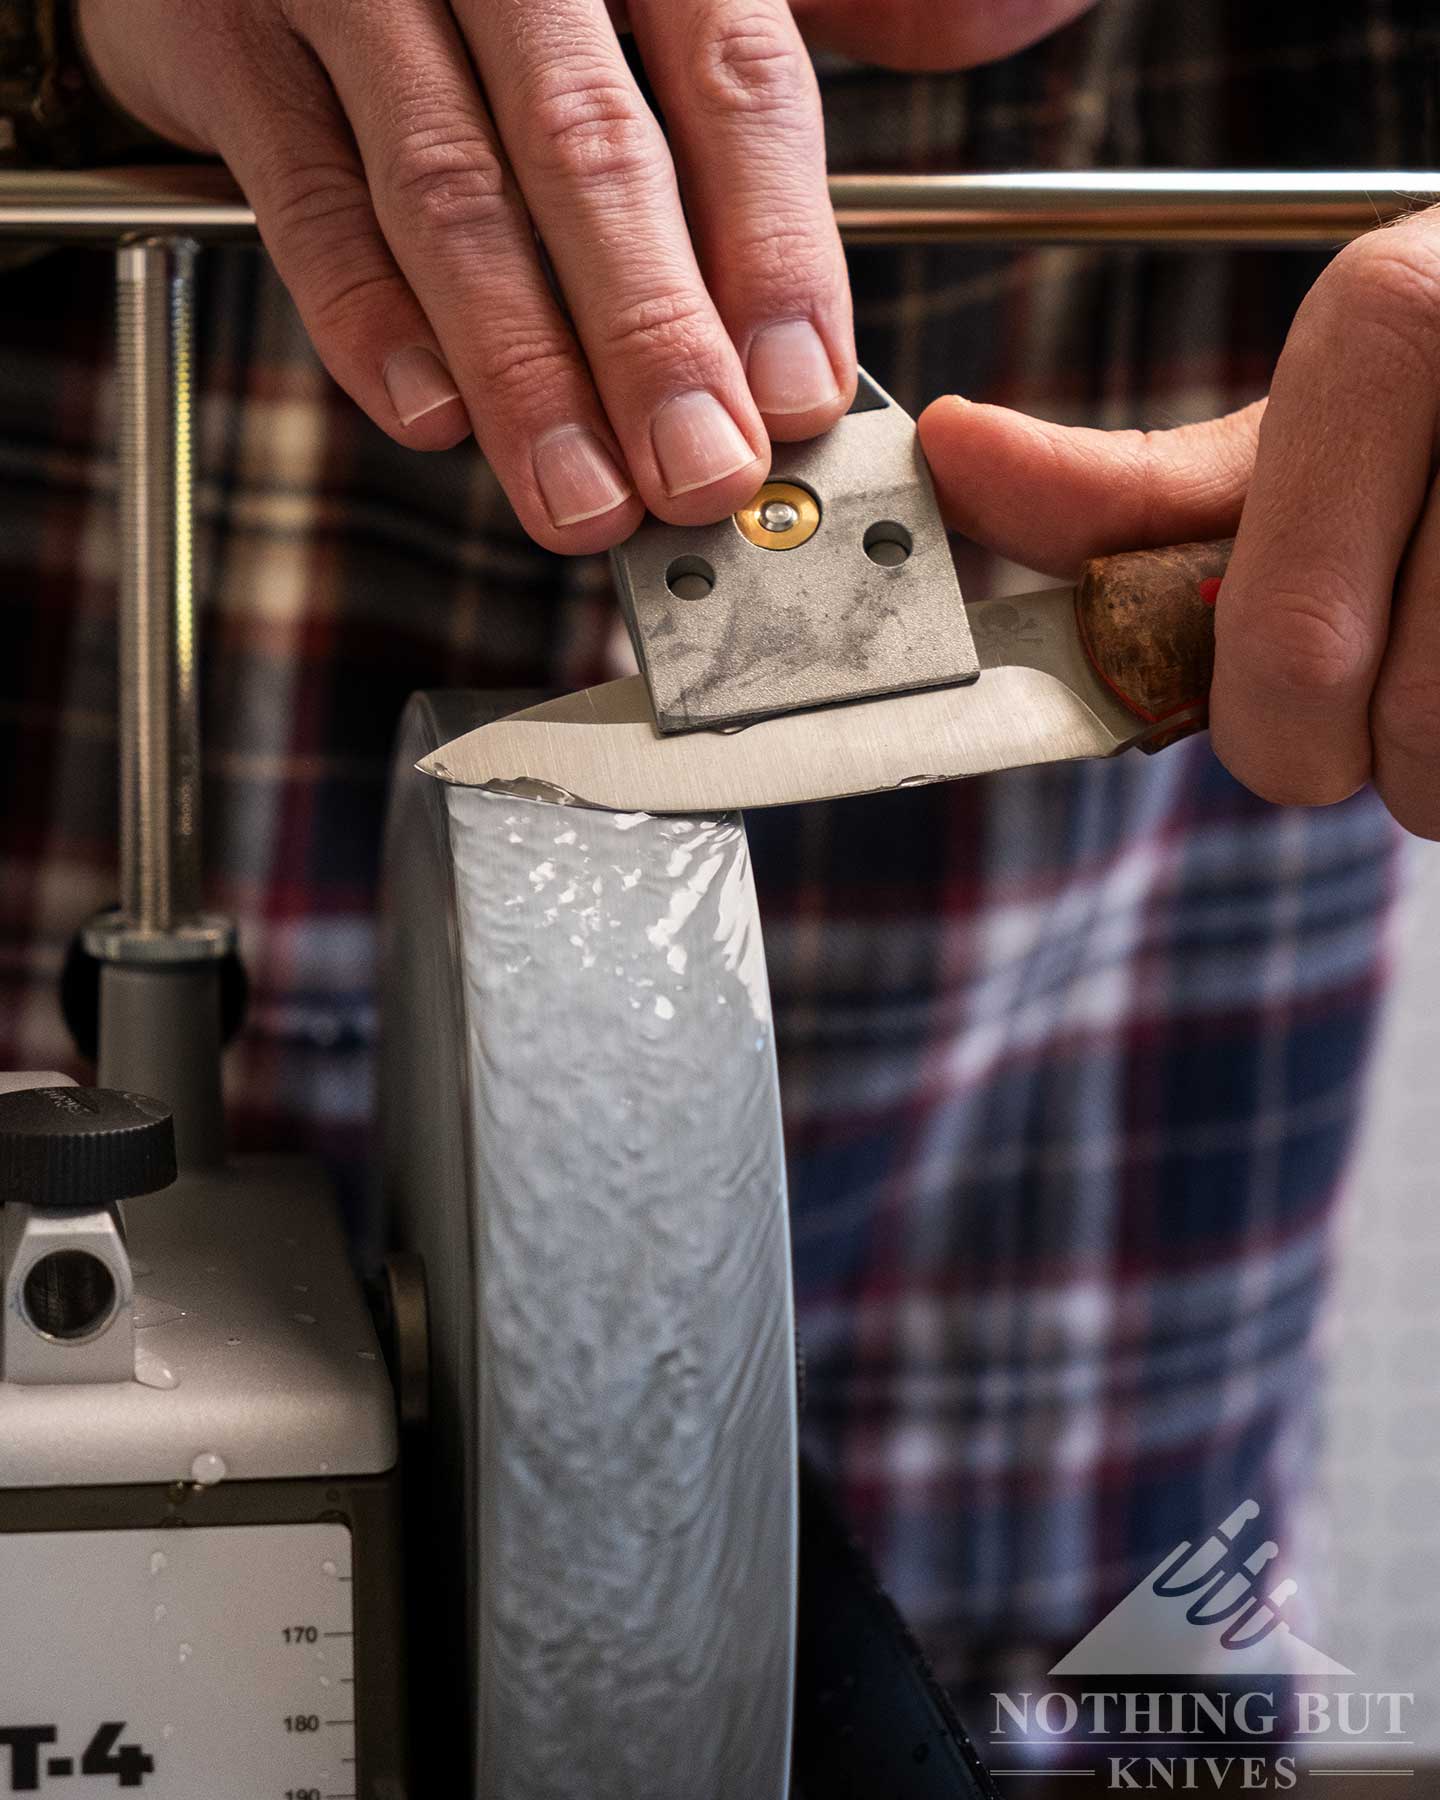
left=161, top=1726, right=174, bottom=1742
left=177, top=1643, right=192, bottom=1664
left=153, top=1603, right=167, bottom=1623
left=357, top=1350, right=377, bottom=1362
left=190, top=1452, right=227, bottom=1486
left=654, top=996, right=675, bottom=1021
left=320, top=1675, right=331, bottom=1688
left=134, top=1347, right=179, bottom=1390
left=293, top=1283, right=310, bottom=1293
left=293, top=1312, right=316, bottom=1325
left=322, top=1559, right=338, bottom=1577
left=149, top=1551, right=168, bottom=1576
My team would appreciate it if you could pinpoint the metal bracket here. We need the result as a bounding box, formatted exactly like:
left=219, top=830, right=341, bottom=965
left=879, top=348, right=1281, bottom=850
left=611, top=370, right=978, bottom=733
left=1, top=1200, right=135, bottom=1386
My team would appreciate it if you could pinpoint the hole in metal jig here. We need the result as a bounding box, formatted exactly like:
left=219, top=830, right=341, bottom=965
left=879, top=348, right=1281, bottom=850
left=22, top=1250, right=118, bottom=1341
left=665, top=555, right=715, bottom=600
left=864, top=521, right=913, bottom=567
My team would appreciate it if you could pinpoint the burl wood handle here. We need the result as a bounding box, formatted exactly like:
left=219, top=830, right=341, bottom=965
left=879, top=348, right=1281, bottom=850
left=1074, top=539, right=1234, bottom=752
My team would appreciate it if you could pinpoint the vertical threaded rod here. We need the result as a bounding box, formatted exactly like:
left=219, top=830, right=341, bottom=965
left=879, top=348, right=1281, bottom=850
left=115, top=237, right=201, bottom=934
left=90, top=239, right=230, bottom=1168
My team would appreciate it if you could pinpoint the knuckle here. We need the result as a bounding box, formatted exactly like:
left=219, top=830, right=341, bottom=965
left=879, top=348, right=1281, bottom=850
left=523, top=63, right=660, bottom=186
left=1227, top=584, right=1373, bottom=699
left=264, top=161, right=370, bottom=241
left=258, top=188, right=406, bottom=361
left=472, top=331, right=577, bottom=411
left=690, top=6, right=812, bottom=120
left=1310, top=230, right=1440, bottom=374
left=724, top=222, right=834, bottom=304
left=386, top=126, right=509, bottom=234
left=1129, top=423, right=1251, bottom=529
left=306, top=267, right=405, bottom=345
left=598, top=286, right=715, bottom=365
left=262, top=169, right=397, bottom=323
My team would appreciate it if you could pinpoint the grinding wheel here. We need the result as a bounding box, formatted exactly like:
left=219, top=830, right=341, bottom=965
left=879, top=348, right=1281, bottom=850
left=380, top=693, right=797, bottom=1798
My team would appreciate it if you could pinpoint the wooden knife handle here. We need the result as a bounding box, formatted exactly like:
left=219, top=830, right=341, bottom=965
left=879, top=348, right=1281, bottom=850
left=1074, top=538, right=1234, bottom=751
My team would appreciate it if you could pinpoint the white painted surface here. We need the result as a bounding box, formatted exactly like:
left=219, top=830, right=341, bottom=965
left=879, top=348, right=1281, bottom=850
left=0, top=1524, right=354, bottom=1796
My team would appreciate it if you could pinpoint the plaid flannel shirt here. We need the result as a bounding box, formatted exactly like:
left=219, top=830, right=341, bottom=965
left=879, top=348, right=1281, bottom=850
left=0, top=0, right=1431, bottom=1722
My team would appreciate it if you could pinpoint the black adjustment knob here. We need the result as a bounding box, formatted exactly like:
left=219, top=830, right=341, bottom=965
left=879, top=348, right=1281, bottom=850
left=0, top=1087, right=177, bottom=1209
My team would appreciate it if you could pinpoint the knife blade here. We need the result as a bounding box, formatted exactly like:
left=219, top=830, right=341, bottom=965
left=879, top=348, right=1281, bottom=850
left=418, top=541, right=1231, bottom=814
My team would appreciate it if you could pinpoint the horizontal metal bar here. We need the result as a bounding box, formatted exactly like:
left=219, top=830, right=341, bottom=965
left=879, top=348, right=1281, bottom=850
left=0, top=165, right=258, bottom=240
left=0, top=165, right=1435, bottom=246
left=828, top=170, right=1440, bottom=244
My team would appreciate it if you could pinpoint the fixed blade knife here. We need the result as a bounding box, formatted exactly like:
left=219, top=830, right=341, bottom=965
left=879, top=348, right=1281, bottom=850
left=418, top=539, right=1231, bottom=814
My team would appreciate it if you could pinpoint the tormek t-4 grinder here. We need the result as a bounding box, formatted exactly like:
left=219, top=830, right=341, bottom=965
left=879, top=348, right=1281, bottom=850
left=0, top=238, right=410, bottom=1798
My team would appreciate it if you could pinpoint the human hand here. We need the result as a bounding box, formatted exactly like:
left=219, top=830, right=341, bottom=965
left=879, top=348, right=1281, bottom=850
left=79, top=0, right=856, bottom=552
left=919, top=207, right=1440, bottom=840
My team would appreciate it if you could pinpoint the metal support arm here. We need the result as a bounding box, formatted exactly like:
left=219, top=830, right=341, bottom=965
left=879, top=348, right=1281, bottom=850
left=0, top=165, right=1436, bottom=246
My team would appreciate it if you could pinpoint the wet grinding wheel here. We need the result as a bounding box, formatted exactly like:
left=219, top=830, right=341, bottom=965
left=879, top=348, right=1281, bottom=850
left=380, top=694, right=797, bottom=1799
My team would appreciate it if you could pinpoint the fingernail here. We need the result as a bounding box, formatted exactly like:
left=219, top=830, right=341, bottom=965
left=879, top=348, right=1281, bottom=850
left=384, top=346, right=461, bottom=427
left=652, top=391, right=759, bottom=497
left=533, top=425, right=633, bottom=527
left=747, top=320, right=841, bottom=416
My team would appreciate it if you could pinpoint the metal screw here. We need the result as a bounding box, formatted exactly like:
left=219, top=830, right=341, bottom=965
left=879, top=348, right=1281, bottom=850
left=115, top=238, right=201, bottom=935
left=758, top=499, right=800, bottom=534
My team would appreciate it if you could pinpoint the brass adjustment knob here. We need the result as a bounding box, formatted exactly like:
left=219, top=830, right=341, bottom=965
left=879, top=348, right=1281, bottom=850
left=734, top=481, right=821, bottom=551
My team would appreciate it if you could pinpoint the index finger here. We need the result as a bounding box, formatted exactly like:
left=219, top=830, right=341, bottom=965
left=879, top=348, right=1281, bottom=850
left=458, top=0, right=770, bottom=523
left=628, top=0, right=855, bottom=440
left=1210, top=220, right=1440, bottom=806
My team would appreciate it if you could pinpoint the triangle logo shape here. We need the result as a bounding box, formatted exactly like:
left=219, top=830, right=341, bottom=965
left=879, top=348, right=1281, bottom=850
left=1050, top=1501, right=1353, bottom=1678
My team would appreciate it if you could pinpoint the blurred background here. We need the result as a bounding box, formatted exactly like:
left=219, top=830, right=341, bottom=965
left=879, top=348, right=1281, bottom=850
left=1319, top=837, right=1440, bottom=1773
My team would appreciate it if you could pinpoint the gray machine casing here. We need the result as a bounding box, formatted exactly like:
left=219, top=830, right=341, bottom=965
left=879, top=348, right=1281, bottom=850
left=0, top=1156, right=409, bottom=1800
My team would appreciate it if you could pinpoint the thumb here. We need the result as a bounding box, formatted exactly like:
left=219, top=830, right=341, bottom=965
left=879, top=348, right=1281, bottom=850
left=917, top=394, right=1265, bottom=579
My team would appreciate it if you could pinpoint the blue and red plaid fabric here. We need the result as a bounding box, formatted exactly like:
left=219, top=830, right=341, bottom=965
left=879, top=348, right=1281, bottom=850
left=0, top=0, right=1430, bottom=1723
